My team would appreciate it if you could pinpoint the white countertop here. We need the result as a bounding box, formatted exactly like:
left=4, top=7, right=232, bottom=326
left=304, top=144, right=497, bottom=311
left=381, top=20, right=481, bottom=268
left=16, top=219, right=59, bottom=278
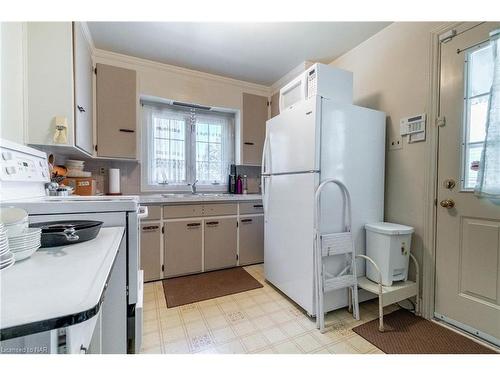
left=0, top=196, right=139, bottom=215
left=0, top=227, right=125, bottom=333
left=139, top=193, right=262, bottom=204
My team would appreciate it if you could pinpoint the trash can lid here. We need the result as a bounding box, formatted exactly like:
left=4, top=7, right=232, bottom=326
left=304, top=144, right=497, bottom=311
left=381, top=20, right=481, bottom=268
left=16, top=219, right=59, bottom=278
left=365, top=222, right=414, bottom=235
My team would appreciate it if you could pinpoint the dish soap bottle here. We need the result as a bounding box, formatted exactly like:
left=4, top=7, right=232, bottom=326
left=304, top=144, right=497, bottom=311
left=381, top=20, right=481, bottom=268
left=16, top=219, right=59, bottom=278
left=236, top=175, right=243, bottom=194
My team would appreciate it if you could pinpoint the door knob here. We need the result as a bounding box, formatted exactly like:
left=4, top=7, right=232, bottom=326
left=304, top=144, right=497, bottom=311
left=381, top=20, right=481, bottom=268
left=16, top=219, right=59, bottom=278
left=440, top=199, right=455, bottom=209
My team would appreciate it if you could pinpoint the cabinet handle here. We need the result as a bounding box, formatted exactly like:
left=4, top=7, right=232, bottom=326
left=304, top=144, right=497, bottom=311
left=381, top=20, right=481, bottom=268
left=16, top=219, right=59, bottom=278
left=77, top=105, right=85, bottom=113
left=244, top=142, right=255, bottom=145
left=186, top=223, right=201, bottom=228
left=253, top=204, right=263, bottom=208
left=142, top=225, right=159, bottom=231
left=241, top=219, right=253, bottom=223
left=206, top=221, right=219, bottom=226
left=119, top=128, right=135, bottom=133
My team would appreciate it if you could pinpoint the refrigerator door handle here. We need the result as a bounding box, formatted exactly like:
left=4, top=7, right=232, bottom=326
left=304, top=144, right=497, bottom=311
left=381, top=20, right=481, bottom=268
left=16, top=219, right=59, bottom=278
left=261, top=134, right=270, bottom=176
left=262, top=175, right=271, bottom=214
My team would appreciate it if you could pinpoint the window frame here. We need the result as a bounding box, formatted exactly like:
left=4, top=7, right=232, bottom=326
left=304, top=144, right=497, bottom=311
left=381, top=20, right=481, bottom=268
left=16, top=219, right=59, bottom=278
left=461, top=41, right=493, bottom=191
left=141, top=101, right=236, bottom=192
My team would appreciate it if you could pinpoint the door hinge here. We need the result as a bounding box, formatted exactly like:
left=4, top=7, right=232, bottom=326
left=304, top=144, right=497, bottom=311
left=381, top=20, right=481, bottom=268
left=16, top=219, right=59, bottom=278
left=161, top=264, right=164, bottom=272
left=436, top=116, right=446, bottom=127
left=94, top=66, right=97, bottom=75
left=439, top=29, right=457, bottom=43
left=162, top=226, right=164, bottom=234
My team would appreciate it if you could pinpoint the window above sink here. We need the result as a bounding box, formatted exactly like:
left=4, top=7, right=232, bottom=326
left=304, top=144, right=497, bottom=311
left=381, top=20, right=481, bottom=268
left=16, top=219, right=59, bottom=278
left=140, top=99, right=237, bottom=193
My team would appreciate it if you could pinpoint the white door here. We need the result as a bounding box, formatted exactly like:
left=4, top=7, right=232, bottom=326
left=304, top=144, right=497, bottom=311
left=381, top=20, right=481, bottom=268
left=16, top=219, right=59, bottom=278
left=435, top=22, right=500, bottom=345
left=264, top=172, right=318, bottom=314
left=265, top=97, right=320, bottom=174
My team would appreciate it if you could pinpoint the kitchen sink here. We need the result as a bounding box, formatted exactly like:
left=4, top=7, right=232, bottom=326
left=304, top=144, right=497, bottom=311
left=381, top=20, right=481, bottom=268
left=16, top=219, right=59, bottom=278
left=161, top=193, right=228, bottom=198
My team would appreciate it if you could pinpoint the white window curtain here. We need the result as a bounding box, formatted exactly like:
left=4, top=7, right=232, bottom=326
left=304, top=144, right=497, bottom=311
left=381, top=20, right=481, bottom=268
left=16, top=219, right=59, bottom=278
left=142, top=101, right=235, bottom=190
left=475, top=29, right=500, bottom=198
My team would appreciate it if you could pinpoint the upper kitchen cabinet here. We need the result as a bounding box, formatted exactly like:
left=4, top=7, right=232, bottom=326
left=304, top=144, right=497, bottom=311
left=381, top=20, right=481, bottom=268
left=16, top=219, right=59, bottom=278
left=95, top=63, right=137, bottom=159
left=26, top=22, right=94, bottom=155
left=270, top=92, right=280, bottom=119
left=242, top=93, right=268, bottom=165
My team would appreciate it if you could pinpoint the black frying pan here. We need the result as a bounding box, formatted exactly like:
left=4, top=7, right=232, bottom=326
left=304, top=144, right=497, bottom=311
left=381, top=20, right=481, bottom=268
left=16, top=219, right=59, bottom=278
left=30, top=220, right=103, bottom=248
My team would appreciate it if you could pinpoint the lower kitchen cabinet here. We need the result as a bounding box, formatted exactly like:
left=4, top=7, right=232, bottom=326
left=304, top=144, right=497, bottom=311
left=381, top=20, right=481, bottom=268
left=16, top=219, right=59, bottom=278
left=204, top=218, right=238, bottom=271
left=140, top=222, right=162, bottom=282
left=238, top=215, right=264, bottom=265
left=164, top=220, right=202, bottom=277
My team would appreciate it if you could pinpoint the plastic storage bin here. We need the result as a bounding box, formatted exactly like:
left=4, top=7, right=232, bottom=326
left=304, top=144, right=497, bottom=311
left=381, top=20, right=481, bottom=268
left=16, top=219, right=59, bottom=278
left=365, top=222, right=414, bottom=286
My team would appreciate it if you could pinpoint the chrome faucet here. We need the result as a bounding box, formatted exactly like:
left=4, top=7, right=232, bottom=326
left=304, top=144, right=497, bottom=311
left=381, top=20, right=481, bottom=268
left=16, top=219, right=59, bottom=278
left=189, top=179, right=199, bottom=194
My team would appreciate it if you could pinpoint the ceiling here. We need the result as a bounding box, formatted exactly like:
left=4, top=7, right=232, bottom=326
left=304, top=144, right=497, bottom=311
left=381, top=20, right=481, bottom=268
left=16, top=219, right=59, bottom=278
left=87, top=22, right=390, bottom=86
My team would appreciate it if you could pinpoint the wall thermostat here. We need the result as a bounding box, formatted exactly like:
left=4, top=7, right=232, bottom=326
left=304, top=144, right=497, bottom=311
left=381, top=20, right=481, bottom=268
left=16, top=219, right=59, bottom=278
left=400, top=114, right=426, bottom=143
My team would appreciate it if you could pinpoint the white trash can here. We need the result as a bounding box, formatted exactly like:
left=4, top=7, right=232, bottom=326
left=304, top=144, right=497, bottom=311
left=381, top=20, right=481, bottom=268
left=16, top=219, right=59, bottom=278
left=365, top=222, right=414, bottom=286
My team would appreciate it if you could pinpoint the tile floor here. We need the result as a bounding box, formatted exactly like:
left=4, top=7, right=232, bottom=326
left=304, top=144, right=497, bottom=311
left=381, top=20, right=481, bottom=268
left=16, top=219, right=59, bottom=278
left=141, top=264, right=393, bottom=354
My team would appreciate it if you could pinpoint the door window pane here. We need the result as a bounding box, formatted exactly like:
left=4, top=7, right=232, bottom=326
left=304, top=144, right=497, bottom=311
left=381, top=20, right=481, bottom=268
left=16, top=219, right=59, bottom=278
left=463, top=44, right=494, bottom=189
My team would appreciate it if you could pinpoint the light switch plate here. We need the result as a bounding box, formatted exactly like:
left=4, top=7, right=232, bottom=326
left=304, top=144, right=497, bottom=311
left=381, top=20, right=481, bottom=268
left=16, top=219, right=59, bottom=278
left=389, top=136, right=403, bottom=151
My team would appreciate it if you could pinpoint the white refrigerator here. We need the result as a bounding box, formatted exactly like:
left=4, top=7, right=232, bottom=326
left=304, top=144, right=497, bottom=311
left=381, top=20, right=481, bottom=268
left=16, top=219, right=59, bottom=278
left=262, top=95, right=385, bottom=316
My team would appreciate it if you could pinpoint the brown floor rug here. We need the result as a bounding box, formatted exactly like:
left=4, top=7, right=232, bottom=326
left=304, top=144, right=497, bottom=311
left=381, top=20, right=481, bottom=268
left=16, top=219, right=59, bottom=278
left=352, top=309, right=497, bottom=354
left=162, top=267, right=263, bottom=308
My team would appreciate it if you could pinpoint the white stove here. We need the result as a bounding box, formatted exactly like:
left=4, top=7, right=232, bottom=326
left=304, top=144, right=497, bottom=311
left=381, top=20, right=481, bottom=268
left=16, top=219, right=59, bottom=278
left=0, top=139, right=146, bottom=353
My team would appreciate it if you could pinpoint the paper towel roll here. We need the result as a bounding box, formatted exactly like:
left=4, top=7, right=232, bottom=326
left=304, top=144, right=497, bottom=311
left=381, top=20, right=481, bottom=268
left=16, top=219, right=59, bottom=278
left=109, top=168, right=121, bottom=194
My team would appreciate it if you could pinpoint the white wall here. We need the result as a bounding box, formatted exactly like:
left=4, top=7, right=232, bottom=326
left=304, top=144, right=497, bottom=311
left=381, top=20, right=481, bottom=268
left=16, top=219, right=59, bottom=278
left=1, top=22, right=26, bottom=144
left=331, top=22, right=444, bottom=277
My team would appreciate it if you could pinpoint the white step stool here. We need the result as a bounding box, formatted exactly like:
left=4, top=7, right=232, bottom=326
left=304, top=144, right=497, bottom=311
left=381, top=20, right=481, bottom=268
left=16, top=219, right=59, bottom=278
left=314, top=179, right=360, bottom=333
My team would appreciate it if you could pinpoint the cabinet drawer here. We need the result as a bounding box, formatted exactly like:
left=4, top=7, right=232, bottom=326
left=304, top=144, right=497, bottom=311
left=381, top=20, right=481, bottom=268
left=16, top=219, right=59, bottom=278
left=144, top=205, right=161, bottom=220
left=239, top=202, right=264, bottom=215
left=163, top=204, right=203, bottom=219
left=203, top=203, right=237, bottom=217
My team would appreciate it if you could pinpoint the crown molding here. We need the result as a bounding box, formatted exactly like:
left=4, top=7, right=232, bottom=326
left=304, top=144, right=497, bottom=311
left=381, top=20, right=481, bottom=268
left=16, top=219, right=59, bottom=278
left=93, top=48, right=271, bottom=94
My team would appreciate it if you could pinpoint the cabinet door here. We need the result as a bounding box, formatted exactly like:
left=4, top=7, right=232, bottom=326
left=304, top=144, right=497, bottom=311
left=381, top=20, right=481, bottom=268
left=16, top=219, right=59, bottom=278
left=242, top=93, right=268, bottom=165
left=96, top=63, right=137, bottom=159
left=238, top=215, right=264, bottom=265
left=270, top=92, right=280, bottom=119
left=73, top=22, right=94, bottom=155
left=140, top=222, right=162, bottom=282
left=204, top=218, right=237, bottom=271
left=164, top=221, right=202, bottom=277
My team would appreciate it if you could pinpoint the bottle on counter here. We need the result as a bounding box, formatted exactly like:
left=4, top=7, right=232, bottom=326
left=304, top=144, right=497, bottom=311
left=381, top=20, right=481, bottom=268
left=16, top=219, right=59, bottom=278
left=236, top=175, right=243, bottom=194
left=228, top=174, right=236, bottom=193
left=242, top=175, right=248, bottom=195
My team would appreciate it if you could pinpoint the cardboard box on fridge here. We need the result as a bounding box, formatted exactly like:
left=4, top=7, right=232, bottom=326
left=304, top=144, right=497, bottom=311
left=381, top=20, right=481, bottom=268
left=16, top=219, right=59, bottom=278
left=62, top=177, right=96, bottom=196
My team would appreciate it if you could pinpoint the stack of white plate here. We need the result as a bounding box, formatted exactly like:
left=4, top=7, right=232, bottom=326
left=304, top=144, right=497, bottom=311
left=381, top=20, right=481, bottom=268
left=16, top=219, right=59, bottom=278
left=0, top=223, right=15, bottom=271
left=65, top=159, right=85, bottom=170
left=7, top=227, right=42, bottom=262
left=65, top=159, right=91, bottom=178
left=0, top=207, right=29, bottom=236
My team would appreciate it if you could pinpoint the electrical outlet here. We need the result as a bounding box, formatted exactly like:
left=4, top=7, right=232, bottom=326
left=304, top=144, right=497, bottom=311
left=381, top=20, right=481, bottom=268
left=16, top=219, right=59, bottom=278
left=389, top=136, right=403, bottom=151
left=99, top=167, right=106, bottom=175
